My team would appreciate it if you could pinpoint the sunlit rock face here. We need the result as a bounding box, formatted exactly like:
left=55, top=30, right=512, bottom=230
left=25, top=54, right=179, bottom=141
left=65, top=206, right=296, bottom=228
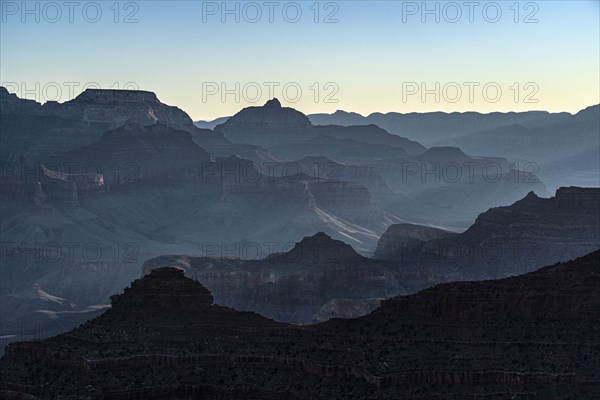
left=2, top=251, right=598, bottom=399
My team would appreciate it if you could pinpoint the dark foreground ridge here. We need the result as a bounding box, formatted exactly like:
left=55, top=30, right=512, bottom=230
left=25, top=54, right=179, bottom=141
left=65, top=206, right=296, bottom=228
left=1, top=251, right=599, bottom=399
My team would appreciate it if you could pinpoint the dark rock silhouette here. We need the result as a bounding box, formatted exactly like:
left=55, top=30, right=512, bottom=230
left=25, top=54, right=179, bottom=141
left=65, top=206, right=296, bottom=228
left=2, top=250, right=598, bottom=399
left=378, top=187, right=600, bottom=279
left=142, top=232, right=421, bottom=323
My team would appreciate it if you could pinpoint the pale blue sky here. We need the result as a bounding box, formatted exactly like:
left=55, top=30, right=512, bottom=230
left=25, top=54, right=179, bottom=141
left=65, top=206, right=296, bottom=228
left=1, top=0, right=599, bottom=119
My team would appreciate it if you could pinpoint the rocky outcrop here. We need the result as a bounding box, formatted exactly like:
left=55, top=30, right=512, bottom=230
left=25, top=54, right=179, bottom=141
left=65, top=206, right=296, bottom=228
left=1, top=251, right=598, bottom=399
left=39, top=166, right=79, bottom=206
left=215, top=98, right=313, bottom=147
left=109, top=267, right=214, bottom=310
left=142, top=233, right=421, bottom=323
left=0, top=86, right=44, bottom=114
left=215, top=98, right=426, bottom=156
left=374, top=223, right=457, bottom=259
left=0, top=87, right=232, bottom=164
left=44, top=89, right=195, bottom=131
left=380, top=187, right=600, bottom=279
left=39, top=165, right=105, bottom=205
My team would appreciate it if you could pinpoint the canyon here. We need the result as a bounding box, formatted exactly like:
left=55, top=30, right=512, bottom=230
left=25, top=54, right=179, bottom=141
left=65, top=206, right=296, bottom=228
left=0, top=87, right=596, bottom=355
left=1, top=250, right=598, bottom=399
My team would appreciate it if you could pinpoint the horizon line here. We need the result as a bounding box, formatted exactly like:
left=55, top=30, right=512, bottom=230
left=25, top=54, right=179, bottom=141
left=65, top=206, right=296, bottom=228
left=2, top=86, right=598, bottom=122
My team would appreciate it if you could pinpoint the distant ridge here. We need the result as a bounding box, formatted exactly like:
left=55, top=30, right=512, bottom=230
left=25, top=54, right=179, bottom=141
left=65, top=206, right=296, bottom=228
left=214, top=98, right=426, bottom=156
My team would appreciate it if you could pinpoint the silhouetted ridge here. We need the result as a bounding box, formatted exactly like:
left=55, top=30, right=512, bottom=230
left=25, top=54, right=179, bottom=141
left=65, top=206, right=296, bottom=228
left=264, top=98, right=282, bottom=108
left=507, top=190, right=543, bottom=208
left=376, top=250, right=600, bottom=321
left=71, top=88, right=159, bottom=104
left=418, top=146, right=470, bottom=162
left=574, top=104, right=600, bottom=120
left=214, top=96, right=312, bottom=146
left=110, top=267, right=214, bottom=310
left=2, top=251, right=599, bottom=399
left=282, top=232, right=362, bottom=262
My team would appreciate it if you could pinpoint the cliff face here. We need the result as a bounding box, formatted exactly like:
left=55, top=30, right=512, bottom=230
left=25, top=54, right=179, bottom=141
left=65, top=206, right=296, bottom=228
left=0, top=86, right=43, bottom=114
left=215, top=98, right=314, bottom=147
left=377, top=187, right=600, bottom=279
left=40, top=89, right=195, bottom=131
left=0, top=87, right=231, bottom=164
left=59, top=122, right=212, bottom=185
left=374, top=223, right=457, bottom=259
left=2, top=251, right=598, bottom=399
left=2, top=121, right=212, bottom=207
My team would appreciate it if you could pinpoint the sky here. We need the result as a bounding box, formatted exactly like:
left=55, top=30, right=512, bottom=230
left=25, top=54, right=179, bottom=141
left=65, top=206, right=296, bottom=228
left=1, top=0, right=599, bottom=120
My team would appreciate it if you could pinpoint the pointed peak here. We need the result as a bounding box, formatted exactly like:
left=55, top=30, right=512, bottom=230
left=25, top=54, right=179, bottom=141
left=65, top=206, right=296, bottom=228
left=264, top=98, right=282, bottom=108
left=279, top=232, right=360, bottom=263
left=310, top=231, right=331, bottom=239
left=295, top=232, right=339, bottom=247
left=509, top=190, right=543, bottom=208
left=525, top=191, right=539, bottom=200
left=515, top=191, right=541, bottom=204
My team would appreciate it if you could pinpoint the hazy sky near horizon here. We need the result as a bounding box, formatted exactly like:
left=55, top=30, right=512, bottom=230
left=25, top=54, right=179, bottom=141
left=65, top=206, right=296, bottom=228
left=1, top=0, right=599, bottom=120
